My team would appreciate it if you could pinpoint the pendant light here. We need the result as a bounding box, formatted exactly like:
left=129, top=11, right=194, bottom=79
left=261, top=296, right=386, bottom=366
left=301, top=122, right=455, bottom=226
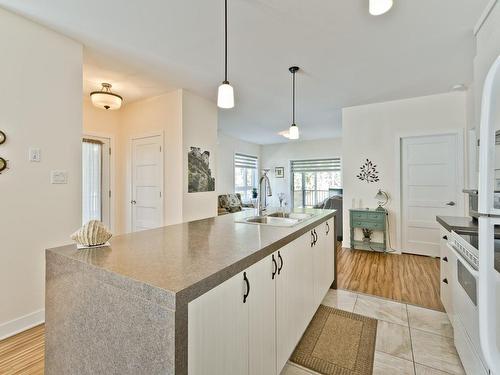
left=90, top=83, right=123, bottom=110
left=289, top=66, right=300, bottom=140
left=369, top=0, right=393, bottom=16
left=217, top=0, right=234, bottom=109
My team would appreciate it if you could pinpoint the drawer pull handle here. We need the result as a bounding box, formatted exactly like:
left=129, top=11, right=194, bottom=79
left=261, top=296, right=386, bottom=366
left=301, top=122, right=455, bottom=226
left=243, top=272, right=250, bottom=303
left=443, top=256, right=448, bottom=262
left=442, top=278, right=448, bottom=284
left=277, top=251, right=283, bottom=274
left=442, top=235, right=448, bottom=240
left=272, top=254, right=278, bottom=279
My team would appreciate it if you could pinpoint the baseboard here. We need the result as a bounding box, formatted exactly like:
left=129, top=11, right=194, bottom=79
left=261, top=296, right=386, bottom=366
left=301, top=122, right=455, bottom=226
left=0, top=309, right=45, bottom=340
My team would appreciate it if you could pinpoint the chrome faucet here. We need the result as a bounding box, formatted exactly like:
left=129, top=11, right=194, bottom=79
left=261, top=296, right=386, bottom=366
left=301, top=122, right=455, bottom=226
left=259, top=169, right=272, bottom=215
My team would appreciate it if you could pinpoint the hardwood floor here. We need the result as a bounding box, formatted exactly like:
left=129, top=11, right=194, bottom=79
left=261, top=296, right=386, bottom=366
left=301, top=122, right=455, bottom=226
left=0, top=245, right=443, bottom=374
left=0, top=324, right=44, bottom=375
left=337, top=245, right=444, bottom=311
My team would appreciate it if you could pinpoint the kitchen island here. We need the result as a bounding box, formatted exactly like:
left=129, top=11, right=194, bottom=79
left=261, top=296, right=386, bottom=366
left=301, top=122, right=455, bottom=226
left=45, top=208, right=336, bottom=375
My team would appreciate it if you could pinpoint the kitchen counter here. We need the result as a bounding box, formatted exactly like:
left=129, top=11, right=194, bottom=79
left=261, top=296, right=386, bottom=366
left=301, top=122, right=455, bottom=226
left=436, top=215, right=479, bottom=234
left=45, top=208, right=336, bottom=375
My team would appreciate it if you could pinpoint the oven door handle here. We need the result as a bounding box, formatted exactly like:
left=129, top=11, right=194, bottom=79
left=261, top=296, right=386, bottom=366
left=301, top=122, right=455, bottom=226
left=447, top=243, right=479, bottom=278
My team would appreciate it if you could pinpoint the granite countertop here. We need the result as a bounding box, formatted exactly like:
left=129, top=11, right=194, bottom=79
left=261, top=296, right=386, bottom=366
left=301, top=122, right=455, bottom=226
left=47, top=208, right=335, bottom=308
left=436, top=215, right=479, bottom=234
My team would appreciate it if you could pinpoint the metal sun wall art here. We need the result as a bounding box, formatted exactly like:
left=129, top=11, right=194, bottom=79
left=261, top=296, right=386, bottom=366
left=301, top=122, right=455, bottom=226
left=357, top=159, right=379, bottom=183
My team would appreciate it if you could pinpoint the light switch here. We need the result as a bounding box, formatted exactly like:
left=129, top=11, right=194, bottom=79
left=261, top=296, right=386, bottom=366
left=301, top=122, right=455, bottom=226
left=29, top=148, right=41, bottom=162
left=51, top=170, right=68, bottom=184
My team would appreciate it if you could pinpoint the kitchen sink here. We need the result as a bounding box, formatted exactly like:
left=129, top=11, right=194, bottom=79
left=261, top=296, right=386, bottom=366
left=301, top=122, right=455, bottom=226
left=267, top=212, right=313, bottom=220
left=238, top=212, right=315, bottom=227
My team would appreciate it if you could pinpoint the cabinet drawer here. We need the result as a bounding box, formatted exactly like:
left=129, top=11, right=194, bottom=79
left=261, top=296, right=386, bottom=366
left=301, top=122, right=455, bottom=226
left=351, top=211, right=383, bottom=222
left=352, top=221, right=384, bottom=230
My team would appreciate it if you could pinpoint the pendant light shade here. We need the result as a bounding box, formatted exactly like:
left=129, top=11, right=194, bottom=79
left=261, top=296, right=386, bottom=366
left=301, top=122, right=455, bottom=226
left=90, top=83, right=122, bottom=110
left=218, top=81, right=234, bottom=108
left=289, top=66, right=300, bottom=140
left=218, top=0, right=234, bottom=109
left=369, top=0, right=393, bottom=16
left=289, top=124, right=299, bottom=140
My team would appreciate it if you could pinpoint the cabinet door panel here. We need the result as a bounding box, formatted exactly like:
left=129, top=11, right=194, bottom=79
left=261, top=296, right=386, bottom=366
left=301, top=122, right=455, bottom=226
left=276, top=242, right=296, bottom=373
left=188, top=272, right=249, bottom=375
left=248, top=255, right=276, bottom=375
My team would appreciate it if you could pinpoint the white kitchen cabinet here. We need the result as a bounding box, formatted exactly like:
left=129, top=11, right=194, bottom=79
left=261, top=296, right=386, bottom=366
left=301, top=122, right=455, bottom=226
left=276, top=238, right=306, bottom=373
left=248, top=253, right=277, bottom=375
left=188, top=269, right=249, bottom=375
left=189, top=218, right=336, bottom=375
left=439, top=225, right=454, bottom=318
left=313, top=218, right=336, bottom=309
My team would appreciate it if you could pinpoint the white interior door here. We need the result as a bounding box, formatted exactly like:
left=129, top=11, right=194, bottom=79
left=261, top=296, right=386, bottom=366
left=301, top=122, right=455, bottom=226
left=401, top=134, right=463, bottom=256
left=131, top=135, right=163, bottom=232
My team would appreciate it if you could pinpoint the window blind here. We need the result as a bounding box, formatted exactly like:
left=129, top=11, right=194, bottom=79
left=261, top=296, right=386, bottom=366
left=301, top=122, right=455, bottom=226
left=235, top=153, right=258, bottom=169
left=291, top=158, right=341, bottom=173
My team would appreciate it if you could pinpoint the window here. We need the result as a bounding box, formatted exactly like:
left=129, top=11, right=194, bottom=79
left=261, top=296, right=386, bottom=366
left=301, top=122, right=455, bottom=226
left=291, top=158, right=342, bottom=208
left=234, top=153, right=258, bottom=203
left=82, top=138, right=102, bottom=224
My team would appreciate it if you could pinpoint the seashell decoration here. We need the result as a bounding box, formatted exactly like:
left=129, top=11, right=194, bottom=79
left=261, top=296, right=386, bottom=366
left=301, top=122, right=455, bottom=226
left=71, top=220, right=112, bottom=248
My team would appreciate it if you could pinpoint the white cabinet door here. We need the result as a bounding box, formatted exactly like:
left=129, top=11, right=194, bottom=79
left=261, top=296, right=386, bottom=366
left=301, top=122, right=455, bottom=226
left=188, top=271, right=249, bottom=375
left=276, top=241, right=297, bottom=374
left=313, top=226, right=326, bottom=308
left=439, top=226, right=453, bottom=317
left=248, top=255, right=277, bottom=375
left=325, top=218, right=335, bottom=290
left=276, top=232, right=315, bottom=373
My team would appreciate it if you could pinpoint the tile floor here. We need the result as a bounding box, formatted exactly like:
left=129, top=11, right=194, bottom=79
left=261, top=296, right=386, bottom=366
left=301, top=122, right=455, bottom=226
left=281, top=289, right=464, bottom=375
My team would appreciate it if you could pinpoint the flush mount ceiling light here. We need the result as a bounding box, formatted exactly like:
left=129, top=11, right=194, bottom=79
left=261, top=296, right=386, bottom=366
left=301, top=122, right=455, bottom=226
left=217, top=0, right=234, bottom=109
left=369, top=0, right=393, bottom=16
left=289, top=66, right=300, bottom=140
left=90, top=83, right=123, bottom=110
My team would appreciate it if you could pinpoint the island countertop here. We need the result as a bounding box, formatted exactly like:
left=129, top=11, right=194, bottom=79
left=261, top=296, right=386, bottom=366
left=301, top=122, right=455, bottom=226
left=47, top=208, right=336, bottom=309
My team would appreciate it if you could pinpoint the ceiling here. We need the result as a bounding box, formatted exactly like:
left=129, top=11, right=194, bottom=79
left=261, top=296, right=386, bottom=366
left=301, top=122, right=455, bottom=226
left=0, top=0, right=488, bottom=144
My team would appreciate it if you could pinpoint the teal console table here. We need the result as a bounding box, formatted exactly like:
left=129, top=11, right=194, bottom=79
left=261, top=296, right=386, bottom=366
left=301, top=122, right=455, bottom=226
left=349, top=208, right=387, bottom=252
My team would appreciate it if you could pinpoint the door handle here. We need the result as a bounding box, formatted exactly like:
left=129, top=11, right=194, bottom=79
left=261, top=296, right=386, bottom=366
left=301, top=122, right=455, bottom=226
left=277, top=251, right=283, bottom=275
left=326, top=222, right=330, bottom=235
left=131, top=200, right=137, bottom=205
left=243, top=272, right=250, bottom=303
left=445, top=201, right=456, bottom=206
left=272, top=254, right=278, bottom=280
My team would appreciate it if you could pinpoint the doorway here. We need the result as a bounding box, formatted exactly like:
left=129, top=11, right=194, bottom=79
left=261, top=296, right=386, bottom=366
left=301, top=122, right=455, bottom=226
left=82, top=135, right=111, bottom=228
left=401, top=133, right=463, bottom=256
left=131, top=134, right=164, bottom=232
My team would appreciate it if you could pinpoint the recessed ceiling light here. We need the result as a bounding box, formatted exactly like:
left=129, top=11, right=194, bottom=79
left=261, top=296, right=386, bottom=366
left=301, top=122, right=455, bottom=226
left=369, top=0, right=393, bottom=16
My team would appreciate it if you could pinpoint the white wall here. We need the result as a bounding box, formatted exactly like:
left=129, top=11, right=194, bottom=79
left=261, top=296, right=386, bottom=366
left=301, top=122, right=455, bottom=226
left=118, top=90, right=183, bottom=232
left=342, top=92, right=467, bottom=250
left=0, top=8, right=82, bottom=338
left=182, top=90, right=218, bottom=222
left=261, top=138, right=343, bottom=207
left=217, top=132, right=261, bottom=195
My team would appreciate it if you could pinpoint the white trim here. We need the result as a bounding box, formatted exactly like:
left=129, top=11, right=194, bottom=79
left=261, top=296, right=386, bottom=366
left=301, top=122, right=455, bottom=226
left=0, top=309, right=45, bottom=340
left=83, top=132, right=115, bottom=232
left=130, top=132, right=165, bottom=231
left=474, top=0, right=498, bottom=36
left=395, top=129, right=465, bottom=253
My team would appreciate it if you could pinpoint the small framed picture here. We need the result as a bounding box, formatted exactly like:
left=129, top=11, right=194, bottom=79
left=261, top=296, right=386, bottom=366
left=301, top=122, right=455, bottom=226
left=275, top=167, right=284, bottom=178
